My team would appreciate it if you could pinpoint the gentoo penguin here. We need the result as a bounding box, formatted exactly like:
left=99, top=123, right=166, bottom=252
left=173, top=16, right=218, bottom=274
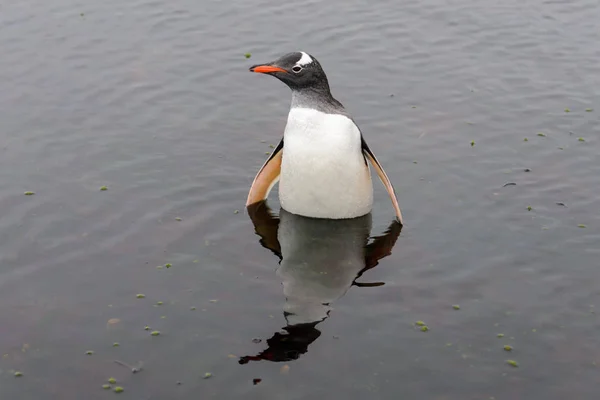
left=239, top=201, right=401, bottom=363
left=246, top=51, right=403, bottom=224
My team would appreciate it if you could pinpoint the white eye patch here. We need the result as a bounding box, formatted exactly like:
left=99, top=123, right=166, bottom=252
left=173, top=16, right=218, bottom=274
left=297, top=51, right=313, bottom=66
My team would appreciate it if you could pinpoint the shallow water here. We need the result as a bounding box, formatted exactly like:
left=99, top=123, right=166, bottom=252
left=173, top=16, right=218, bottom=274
left=1, top=0, right=600, bottom=398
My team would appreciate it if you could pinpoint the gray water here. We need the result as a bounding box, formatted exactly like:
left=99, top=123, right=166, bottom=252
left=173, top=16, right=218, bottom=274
left=1, top=0, right=600, bottom=398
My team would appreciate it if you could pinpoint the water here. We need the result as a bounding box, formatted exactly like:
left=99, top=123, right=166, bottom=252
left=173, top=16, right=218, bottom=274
left=1, top=0, right=599, bottom=398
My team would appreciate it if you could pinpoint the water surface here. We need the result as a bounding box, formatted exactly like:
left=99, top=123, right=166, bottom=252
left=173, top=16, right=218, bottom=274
left=1, top=0, right=599, bottom=398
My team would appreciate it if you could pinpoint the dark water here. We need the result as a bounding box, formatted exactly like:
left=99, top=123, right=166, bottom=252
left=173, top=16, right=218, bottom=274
left=1, top=0, right=600, bottom=398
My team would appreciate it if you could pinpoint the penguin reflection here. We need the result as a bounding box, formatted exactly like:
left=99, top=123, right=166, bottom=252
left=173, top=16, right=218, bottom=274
left=239, top=201, right=401, bottom=364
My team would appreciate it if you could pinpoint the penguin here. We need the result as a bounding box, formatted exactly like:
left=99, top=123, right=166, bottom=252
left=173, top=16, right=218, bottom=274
left=247, top=51, right=403, bottom=224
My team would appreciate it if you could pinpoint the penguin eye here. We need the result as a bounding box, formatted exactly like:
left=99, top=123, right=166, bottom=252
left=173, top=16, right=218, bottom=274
left=291, top=65, right=303, bottom=73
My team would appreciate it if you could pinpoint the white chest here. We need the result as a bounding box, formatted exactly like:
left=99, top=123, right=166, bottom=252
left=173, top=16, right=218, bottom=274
left=279, top=107, right=373, bottom=219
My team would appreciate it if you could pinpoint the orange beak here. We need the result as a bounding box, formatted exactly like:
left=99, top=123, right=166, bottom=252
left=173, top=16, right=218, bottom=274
left=249, top=64, right=287, bottom=74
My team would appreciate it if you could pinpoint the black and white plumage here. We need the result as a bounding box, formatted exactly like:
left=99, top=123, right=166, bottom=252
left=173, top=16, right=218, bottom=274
left=247, top=51, right=403, bottom=224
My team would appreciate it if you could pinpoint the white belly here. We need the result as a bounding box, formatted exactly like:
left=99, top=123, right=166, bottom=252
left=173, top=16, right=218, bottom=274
left=279, top=107, right=373, bottom=219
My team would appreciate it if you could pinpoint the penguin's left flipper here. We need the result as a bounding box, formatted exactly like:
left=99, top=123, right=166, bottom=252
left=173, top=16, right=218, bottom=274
left=361, top=137, right=403, bottom=225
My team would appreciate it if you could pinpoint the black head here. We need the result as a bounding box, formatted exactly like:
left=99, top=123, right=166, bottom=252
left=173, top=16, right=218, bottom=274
left=249, top=51, right=330, bottom=93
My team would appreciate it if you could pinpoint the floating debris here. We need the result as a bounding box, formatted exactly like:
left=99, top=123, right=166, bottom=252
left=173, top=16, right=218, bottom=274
left=102, top=384, right=111, bottom=390
left=578, top=137, right=585, bottom=142
left=156, top=265, right=163, bottom=269
left=523, top=138, right=528, bottom=142
left=209, top=299, right=218, bottom=303
left=190, top=307, right=197, bottom=310
left=527, top=206, right=532, bottom=211
left=524, top=168, right=531, bottom=172
left=556, top=202, right=566, bottom=207
left=415, top=321, right=426, bottom=326
left=244, top=53, right=252, bottom=59
left=564, top=108, right=570, bottom=113
left=165, top=263, right=172, bottom=268
left=100, top=186, right=108, bottom=191
left=203, top=372, right=212, bottom=379
left=503, top=182, right=516, bottom=187
left=85, top=350, right=94, bottom=355
left=114, top=360, right=143, bottom=373
left=136, top=294, right=146, bottom=299
left=506, top=360, right=519, bottom=367
left=497, top=333, right=505, bottom=338
left=452, top=304, right=461, bottom=310
left=113, top=342, right=120, bottom=347
left=108, top=378, right=117, bottom=384
left=537, top=132, right=546, bottom=137
left=175, top=217, right=182, bottom=221
left=470, top=140, right=475, bottom=147
left=156, top=301, right=163, bottom=306
left=14, top=371, right=23, bottom=377
left=280, top=365, right=290, bottom=374
left=586, top=108, right=593, bottom=112
left=150, top=330, right=160, bottom=336
left=234, top=210, right=240, bottom=214
left=114, top=386, right=124, bottom=393
left=503, top=345, right=513, bottom=351
left=144, top=326, right=150, bottom=331
left=252, top=338, right=262, bottom=344
left=253, top=378, right=262, bottom=385
left=107, top=318, right=120, bottom=327
left=578, top=224, right=587, bottom=228
left=24, top=191, right=35, bottom=196
left=420, top=326, right=429, bottom=332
